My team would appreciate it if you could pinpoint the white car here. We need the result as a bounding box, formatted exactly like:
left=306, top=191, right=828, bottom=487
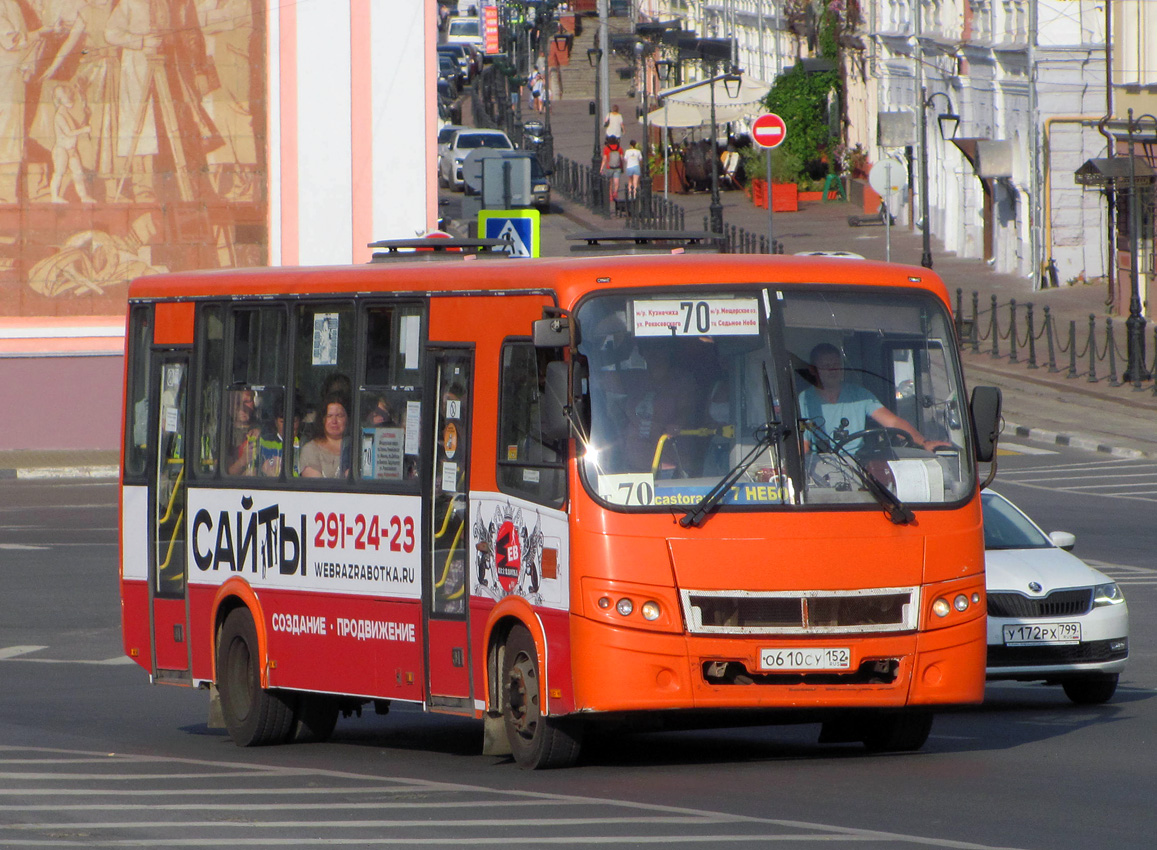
left=439, top=128, right=513, bottom=191
left=982, top=490, right=1128, bottom=704
left=445, top=15, right=483, bottom=48
left=436, top=124, right=465, bottom=184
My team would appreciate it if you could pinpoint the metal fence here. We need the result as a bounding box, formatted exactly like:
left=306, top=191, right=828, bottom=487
left=955, top=289, right=1157, bottom=393
left=553, top=155, right=687, bottom=229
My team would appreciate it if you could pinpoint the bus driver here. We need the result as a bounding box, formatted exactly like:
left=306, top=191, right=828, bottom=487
left=799, top=342, right=948, bottom=453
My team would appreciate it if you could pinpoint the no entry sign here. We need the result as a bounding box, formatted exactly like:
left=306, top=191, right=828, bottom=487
left=752, top=113, right=787, bottom=150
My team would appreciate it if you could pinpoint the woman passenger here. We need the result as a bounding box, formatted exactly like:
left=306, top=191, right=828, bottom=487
left=299, top=393, right=351, bottom=478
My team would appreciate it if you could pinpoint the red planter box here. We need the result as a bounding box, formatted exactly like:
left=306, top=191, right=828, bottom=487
left=749, top=180, right=799, bottom=212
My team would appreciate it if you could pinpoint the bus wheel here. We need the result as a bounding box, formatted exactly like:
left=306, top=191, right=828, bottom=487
left=501, top=624, right=582, bottom=769
left=861, top=710, right=934, bottom=753
left=291, top=695, right=340, bottom=743
left=216, top=609, right=296, bottom=746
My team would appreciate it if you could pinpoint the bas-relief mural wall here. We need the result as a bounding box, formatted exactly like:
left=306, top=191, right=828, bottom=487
left=0, top=0, right=266, bottom=318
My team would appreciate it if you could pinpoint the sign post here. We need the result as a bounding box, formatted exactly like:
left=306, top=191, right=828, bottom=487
left=751, top=112, right=787, bottom=253
left=868, top=160, right=907, bottom=263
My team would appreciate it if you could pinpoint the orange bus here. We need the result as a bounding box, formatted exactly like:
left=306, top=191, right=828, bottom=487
left=119, top=252, right=1001, bottom=768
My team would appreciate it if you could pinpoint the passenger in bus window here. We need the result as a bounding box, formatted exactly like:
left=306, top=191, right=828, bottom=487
left=799, top=343, right=948, bottom=453
left=226, top=388, right=260, bottom=475
left=260, top=401, right=300, bottom=478
left=618, top=340, right=703, bottom=473
left=300, top=394, right=351, bottom=478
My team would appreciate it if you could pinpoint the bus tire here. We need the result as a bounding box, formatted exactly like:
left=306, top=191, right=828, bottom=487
left=861, top=710, right=934, bottom=753
left=501, top=624, right=582, bottom=769
left=291, top=695, right=340, bottom=743
left=216, top=608, right=296, bottom=747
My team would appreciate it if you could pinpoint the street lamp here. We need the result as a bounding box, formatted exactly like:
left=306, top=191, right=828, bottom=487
left=708, top=65, right=742, bottom=234
left=1124, top=108, right=1156, bottom=385
left=656, top=66, right=740, bottom=234
left=918, top=89, right=960, bottom=269
left=588, top=47, right=603, bottom=204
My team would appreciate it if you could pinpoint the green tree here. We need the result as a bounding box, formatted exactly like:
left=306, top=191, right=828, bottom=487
left=762, top=64, right=840, bottom=179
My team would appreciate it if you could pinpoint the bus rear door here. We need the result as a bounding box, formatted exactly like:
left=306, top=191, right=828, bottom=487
left=425, top=349, right=474, bottom=710
left=149, top=349, right=191, bottom=682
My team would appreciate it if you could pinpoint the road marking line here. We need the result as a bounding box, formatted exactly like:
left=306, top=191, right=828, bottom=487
left=0, top=646, right=47, bottom=659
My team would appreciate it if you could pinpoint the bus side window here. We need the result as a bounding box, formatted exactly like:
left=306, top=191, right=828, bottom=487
left=293, top=303, right=355, bottom=479
left=358, top=304, right=424, bottom=484
left=124, top=305, right=152, bottom=480
left=195, top=305, right=225, bottom=476
left=222, top=307, right=288, bottom=478
left=496, top=340, right=567, bottom=508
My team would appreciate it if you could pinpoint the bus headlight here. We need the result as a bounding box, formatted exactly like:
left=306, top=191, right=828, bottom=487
left=932, top=598, right=951, bottom=618
left=582, top=578, right=680, bottom=633
left=954, top=594, right=969, bottom=612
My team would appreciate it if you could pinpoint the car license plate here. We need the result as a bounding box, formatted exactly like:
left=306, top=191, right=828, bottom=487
left=759, top=647, right=851, bottom=671
left=1002, top=622, right=1081, bottom=646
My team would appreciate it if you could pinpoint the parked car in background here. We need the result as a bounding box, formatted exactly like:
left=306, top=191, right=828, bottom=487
left=437, top=124, right=464, bottom=180
left=440, top=128, right=513, bottom=190
left=982, top=490, right=1129, bottom=704
left=528, top=154, right=551, bottom=212
left=437, top=53, right=461, bottom=98
left=437, top=44, right=474, bottom=83
left=445, top=15, right=483, bottom=48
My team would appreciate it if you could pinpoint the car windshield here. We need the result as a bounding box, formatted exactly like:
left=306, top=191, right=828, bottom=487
left=457, top=134, right=511, bottom=150
left=982, top=492, right=1053, bottom=549
left=449, top=20, right=479, bottom=36
left=575, top=286, right=973, bottom=513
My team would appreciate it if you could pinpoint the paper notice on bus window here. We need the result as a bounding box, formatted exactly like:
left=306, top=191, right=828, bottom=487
left=402, top=315, right=421, bottom=370
left=632, top=298, right=760, bottom=337
left=441, top=461, right=458, bottom=493
left=163, top=406, right=179, bottom=433
left=404, top=401, right=421, bottom=455
left=312, top=313, right=339, bottom=365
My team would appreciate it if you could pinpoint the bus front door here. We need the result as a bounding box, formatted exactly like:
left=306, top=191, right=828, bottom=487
left=149, top=353, right=191, bottom=682
left=425, top=350, right=473, bottom=711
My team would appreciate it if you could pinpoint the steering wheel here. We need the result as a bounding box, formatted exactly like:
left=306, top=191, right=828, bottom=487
left=833, top=426, right=915, bottom=453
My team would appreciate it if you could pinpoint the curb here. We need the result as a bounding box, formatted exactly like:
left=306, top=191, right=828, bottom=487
left=1003, top=422, right=1154, bottom=460
left=0, top=465, right=119, bottom=481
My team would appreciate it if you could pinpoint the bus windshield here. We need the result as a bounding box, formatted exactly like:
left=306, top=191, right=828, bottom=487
left=576, top=286, right=972, bottom=512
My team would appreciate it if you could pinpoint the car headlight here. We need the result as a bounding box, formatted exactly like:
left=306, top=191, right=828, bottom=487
left=1093, top=582, right=1125, bottom=607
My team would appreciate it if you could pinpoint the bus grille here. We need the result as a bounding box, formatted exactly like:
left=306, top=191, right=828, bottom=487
left=987, top=589, right=1092, bottom=619
left=681, top=588, right=918, bottom=635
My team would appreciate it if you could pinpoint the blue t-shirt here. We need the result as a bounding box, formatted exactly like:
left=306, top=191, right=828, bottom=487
left=799, top=383, right=883, bottom=451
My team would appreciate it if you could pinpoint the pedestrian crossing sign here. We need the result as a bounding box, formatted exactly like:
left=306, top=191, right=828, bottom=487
left=478, top=210, right=540, bottom=258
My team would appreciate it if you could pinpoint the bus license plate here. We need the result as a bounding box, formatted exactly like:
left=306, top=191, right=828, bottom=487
left=759, top=647, right=851, bottom=671
left=1002, top=622, right=1081, bottom=645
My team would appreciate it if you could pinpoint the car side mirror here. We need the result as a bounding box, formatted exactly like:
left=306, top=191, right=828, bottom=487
left=1049, top=531, right=1076, bottom=552
left=970, top=386, right=1002, bottom=463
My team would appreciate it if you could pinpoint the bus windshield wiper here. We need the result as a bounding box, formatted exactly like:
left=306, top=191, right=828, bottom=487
left=679, top=421, right=781, bottom=529
left=799, top=419, right=914, bottom=526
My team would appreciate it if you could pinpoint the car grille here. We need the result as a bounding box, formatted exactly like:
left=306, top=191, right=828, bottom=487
left=682, top=588, right=918, bottom=635
left=987, top=639, right=1128, bottom=667
left=988, top=589, right=1092, bottom=618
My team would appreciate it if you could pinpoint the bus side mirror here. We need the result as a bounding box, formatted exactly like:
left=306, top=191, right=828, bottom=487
left=542, top=360, right=570, bottom=442
left=970, top=385, right=1002, bottom=463
left=534, top=317, right=570, bottom=348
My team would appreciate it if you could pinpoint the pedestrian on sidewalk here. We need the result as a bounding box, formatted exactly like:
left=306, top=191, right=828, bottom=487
left=601, top=136, right=624, bottom=206
left=604, top=104, right=624, bottom=141
left=623, top=139, right=643, bottom=200
left=529, top=69, right=544, bottom=113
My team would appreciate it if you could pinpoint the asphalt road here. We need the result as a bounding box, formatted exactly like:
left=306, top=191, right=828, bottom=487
left=0, top=463, right=1153, bottom=849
